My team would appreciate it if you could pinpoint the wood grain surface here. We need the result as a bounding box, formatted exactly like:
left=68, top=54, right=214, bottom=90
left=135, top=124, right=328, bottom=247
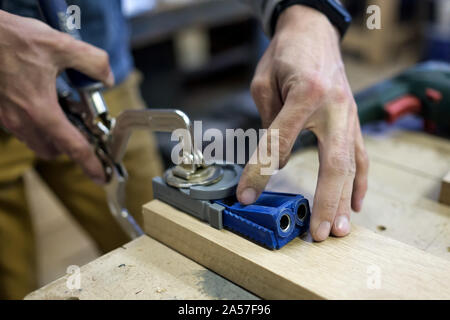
left=26, top=236, right=256, bottom=300
left=144, top=199, right=450, bottom=300
left=27, top=130, right=450, bottom=300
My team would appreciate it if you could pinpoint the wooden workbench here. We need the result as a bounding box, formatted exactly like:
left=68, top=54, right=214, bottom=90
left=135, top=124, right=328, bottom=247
left=26, top=129, right=450, bottom=300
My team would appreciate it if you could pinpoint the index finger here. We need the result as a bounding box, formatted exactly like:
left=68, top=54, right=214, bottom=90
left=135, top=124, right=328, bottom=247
left=237, top=90, right=315, bottom=204
left=56, top=34, right=115, bottom=87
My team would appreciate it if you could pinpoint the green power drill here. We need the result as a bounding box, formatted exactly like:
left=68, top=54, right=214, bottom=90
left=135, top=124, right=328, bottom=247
left=355, top=61, right=450, bottom=132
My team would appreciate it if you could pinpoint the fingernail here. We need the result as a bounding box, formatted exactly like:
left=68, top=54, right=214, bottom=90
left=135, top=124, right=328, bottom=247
left=240, top=188, right=257, bottom=205
left=88, top=162, right=106, bottom=185
left=335, top=216, right=350, bottom=234
left=354, top=198, right=364, bottom=212
left=315, top=221, right=331, bottom=241
left=359, top=199, right=364, bottom=211
left=106, top=70, right=115, bottom=87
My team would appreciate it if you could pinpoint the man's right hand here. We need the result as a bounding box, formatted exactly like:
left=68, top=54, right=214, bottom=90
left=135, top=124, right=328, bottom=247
left=0, top=10, right=114, bottom=184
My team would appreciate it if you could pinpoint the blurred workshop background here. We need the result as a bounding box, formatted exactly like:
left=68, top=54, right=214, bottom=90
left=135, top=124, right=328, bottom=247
left=27, top=0, right=450, bottom=287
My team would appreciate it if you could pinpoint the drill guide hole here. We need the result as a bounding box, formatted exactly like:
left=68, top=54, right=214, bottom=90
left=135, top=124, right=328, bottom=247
left=297, top=203, right=307, bottom=222
left=280, top=214, right=291, bottom=232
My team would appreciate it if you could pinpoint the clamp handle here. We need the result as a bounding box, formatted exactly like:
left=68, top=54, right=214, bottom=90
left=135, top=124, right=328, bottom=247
left=37, top=0, right=101, bottom=89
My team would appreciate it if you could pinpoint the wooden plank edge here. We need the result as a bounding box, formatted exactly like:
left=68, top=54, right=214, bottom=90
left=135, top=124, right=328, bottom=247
left=143, top=201, right=322, bottom=300
left=143, top=200, right=450, bottom=300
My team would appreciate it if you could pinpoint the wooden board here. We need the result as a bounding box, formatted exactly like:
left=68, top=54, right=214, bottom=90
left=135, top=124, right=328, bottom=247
left=440, top=171, right=450, bottom=206
left=267, top=131, right=450, bottom=260
left=26, top=236, right=256, bottom=300
left=143, top=130, right=450, bottom=300
left=144, top=200, right=450, bottom=300
left=27, top=130, right=450, bottom=300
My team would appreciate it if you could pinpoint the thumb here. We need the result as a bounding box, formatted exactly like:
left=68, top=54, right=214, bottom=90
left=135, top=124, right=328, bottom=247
left=55, top=34, right=115, bottom=87
left=237, top=92, right=313, bottom=205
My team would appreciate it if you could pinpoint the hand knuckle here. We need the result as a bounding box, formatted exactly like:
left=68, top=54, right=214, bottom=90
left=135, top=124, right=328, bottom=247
left=35, top=110, right=59, bottom=127
left=360, top=179, right=369, bottom=193
left=273, top=56, right=295, bottom=76
left=280, top=75, right=300, bottom=100
left=52, top=33, right=73, bottom=56
left=277, top=133, right=292, bottom=165
left=332, top=87, right=353, bottom=105
left=328, top=150, right=350, bottom=176
left=59, top=33, right=72, bottom=46
left=328, top=133, right=350, bottom=153
left=250, top=77, right=270, bottom=100
left=98, top=51, right=111, bottom=76
left=3, top=113, right=23, bottom=132
left=303, top=73, right=327, bottom=100
left=319, top=198, right=338, bottom=214
left=348, top=158, right=356, bottom=176
left=347, top=102, right=359, bottom=119
left=357, top=149, right=370, bottom=170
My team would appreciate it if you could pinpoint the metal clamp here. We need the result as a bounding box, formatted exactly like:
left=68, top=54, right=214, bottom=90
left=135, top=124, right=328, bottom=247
left=105, top=109, right=207, bottom=239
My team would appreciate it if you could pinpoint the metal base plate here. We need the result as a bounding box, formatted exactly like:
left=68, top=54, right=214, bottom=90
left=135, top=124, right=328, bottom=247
left=164, top=163, right=242, bottom=200
left=164, top=165, right=223, bottom=188
left=187, top=164, right=242, bottom=200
